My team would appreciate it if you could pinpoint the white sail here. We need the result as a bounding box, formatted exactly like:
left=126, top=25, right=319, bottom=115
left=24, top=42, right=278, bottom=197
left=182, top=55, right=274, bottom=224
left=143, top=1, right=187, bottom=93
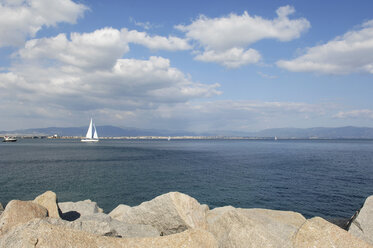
left=82, top=118, right=99, bottom=142
left=93, top=124, right=98, bottom=139
left=85, top=119, right=93, bottom=138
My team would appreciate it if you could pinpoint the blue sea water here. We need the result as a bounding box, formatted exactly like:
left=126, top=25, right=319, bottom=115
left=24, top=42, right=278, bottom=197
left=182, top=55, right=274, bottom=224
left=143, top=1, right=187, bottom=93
left=0, top=139, right=372, bottom=220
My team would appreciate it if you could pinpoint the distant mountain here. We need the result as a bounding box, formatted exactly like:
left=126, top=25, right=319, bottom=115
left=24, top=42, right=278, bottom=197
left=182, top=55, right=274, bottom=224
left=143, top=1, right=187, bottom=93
left=0, top=125, right=204, bottom=137
left=1, top=125, right=373, bottom=138
left=256, top=126, right=373, bottom=139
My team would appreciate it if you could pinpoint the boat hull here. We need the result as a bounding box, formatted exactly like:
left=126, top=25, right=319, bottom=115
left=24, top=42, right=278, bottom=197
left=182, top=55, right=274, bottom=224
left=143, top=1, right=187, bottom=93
left=81, top=139, right=99, bottom=142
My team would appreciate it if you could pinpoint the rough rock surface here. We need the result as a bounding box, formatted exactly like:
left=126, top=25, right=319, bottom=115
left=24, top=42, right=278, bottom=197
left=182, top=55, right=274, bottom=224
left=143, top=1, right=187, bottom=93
left=207, top=206, right=306, bottom=248
left=109, top=204, right=132, bottom=220
left=59, top=199, right=103, bottom=220
left=109, top=192, right=209, bottom=235
left=348, top=195, right=373, bottom=245
left=293, top=217, right=372, bottom=248
left=45, top=213, right=160, bottom=238
left=33, top=191, right=61, bottom=218
left=0, top=218, right=218, bottom=248
left=0, top=203, right=3, bottom=216
left=0, top=200, right=47, bottom=235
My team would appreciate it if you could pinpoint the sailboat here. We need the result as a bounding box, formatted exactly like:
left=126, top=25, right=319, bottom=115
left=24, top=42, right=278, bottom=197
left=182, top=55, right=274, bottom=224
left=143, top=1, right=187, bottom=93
left=81, top=118, right=99, bottom=142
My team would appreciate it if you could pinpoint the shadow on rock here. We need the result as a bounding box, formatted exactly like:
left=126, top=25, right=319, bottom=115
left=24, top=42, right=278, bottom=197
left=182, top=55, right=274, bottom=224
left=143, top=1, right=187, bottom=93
left=61, top=211, right=81, bottom=221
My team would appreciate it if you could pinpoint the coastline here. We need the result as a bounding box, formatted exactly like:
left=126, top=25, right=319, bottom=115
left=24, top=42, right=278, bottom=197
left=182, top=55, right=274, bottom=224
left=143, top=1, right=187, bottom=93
left=1, top=191, right=372, bottom=247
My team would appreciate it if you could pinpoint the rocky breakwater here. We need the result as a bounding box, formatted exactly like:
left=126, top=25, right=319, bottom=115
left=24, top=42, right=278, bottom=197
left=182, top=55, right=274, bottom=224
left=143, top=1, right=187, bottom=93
left=0, top=191, right=372, bottom=248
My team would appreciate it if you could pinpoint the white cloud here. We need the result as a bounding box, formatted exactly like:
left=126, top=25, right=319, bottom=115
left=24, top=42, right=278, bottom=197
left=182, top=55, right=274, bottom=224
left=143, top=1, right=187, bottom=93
left=2, top=26, right=221, bottom=119
left=121, top=28, right=191, bottom=51
left=0, top=0, right=88, bottom=47
left=176, top=5, right=309, bottom=68
left=334, top=109, right=373, bottom=119
left=18, top=28, right=129, bottom=71
left=195, top=47, right=261, bottom=68
left=277, top=20, right=373, bottom=74
left=176, top=5, right=309, bottom=50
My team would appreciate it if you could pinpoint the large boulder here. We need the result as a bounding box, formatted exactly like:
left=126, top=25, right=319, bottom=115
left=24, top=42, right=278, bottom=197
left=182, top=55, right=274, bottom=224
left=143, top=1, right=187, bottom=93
left=109, top=192, right=209, bottom=235
left=0, top=218, right=218, bottom=248
left=46, top=213, right=160, bottom=238
left=33, top=191, right=61, bottom=218
left=293, top=217, right=372, bottom=248
left=348, top=195, right=373, bottom=245
left=59, top=199, right=103, bottom=220
left=0, top=200, right=47, bottom=235
left=207, top=206, right=306, bottom=248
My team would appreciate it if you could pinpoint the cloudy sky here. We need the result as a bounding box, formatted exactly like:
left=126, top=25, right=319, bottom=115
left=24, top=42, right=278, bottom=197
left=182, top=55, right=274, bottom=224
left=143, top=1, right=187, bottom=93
left=1, top=0, right=373, bottom=133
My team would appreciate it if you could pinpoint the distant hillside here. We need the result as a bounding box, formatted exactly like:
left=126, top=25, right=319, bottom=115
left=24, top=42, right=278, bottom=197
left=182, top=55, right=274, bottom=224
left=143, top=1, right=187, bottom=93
left=0, top=125, right=202, bottom=137
left=1, top=125, right=373, bottom=138
left=257, top=126, right=373, bottom=139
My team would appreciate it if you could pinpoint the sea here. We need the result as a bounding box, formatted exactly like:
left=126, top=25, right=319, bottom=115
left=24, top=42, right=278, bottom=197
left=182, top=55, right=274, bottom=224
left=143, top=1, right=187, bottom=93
left=1, top=138, right=372, bottom=221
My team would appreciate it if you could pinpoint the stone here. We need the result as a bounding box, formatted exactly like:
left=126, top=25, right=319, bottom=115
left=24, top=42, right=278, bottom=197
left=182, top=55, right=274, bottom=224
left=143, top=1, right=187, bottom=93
left=0, top=200, right=47, bottom=235
left=348, top=195, right=373, bottom=245
left=0, top=218, right=218, bottom=248
left=293, top=217, right=372, bottom=248
left=33, top=190, right=61, bottom=218
left=109, top=204, right=132, bottom=220
left=0, top=203, right=3, bottom=216
left=206, top=206, right=306, bottom=248
left=62, top=213, right=159, bottom=238
left=59, top=199, right=103, bottom=220
left=109, top=192, right=209, bottom=235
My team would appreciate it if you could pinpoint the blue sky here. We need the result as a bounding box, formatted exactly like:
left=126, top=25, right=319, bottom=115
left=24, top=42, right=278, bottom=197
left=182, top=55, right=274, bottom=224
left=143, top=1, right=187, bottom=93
left=1, top=0, right=373, bottom=133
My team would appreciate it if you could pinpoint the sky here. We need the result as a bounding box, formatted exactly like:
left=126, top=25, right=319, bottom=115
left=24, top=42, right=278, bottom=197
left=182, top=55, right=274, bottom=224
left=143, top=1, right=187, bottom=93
left=1, top=0, right=373, bottom=133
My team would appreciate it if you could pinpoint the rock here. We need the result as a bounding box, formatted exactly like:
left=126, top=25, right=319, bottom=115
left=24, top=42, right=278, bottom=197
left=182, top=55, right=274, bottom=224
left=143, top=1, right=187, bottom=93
left=59, top=199, right=103, bottom=220
left=293, top=217, right=372, bottom=248
left=33, top=190, right=61, bottom=218
left=348, top=195, right=373, bottom=245
left=109, top=192, right=209, bottom=235
left=0, top=218, right=218, bottom=248
left=63, top=213, right=159, bottom=238
left=109, top=204, right=132, bottom=220
left=0, top=200, right=47, bottom=235
left=0, top=203, right=3, bottom=216
left=207, top=206, right=306, bottom=248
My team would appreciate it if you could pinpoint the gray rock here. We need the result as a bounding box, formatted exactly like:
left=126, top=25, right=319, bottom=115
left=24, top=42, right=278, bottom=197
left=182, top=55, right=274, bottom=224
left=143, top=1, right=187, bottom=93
left=59, top=199, right=103, bottom=220
left=0, top=218, right=217, bottom=248
left=207, top=206, right=306, bottom=248
left=0, top=200, right=48, bottom=235
left=348, top=195, right=373, bottom=245
left=109, top=192, right=209, bottom=235
left=33, top=190, right=61, bottom=218
left=42, top=213, right=159, bottom=238
left=294, top=217, right=372, bottom=248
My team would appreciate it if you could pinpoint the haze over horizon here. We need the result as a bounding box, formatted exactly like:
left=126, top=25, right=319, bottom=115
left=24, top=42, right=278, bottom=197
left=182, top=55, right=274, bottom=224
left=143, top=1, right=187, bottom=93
left=1, top=0, right=373, bottom=133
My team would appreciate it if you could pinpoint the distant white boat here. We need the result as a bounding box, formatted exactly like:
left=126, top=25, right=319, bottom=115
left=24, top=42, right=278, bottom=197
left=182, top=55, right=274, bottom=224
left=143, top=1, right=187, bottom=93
left=168, top=136, right=171, bottom=141
left=274, top=136, right=278, bottom=141
left=3, top=136, right=17, bottom=142
left=81, top=118, right=99, bottom=142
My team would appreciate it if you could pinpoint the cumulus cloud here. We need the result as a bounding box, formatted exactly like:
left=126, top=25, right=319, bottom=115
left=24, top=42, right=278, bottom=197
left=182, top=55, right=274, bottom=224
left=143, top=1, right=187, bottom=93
left=195, top=48, right=261, bottom=68
left=177, top=5, right=310, bottom=51
left=334, top=109, right=373, bottom=119
left=1, top=27, right=221, bottom=123
left=277, top=20, right=373, bottom=74
left=121, top=28, right=191, bottom=51
left=176, top=5, right=309, bottom=68
left=18, top=28, right=128, bottom=71
left=0, top=0, right=88, bottom=47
